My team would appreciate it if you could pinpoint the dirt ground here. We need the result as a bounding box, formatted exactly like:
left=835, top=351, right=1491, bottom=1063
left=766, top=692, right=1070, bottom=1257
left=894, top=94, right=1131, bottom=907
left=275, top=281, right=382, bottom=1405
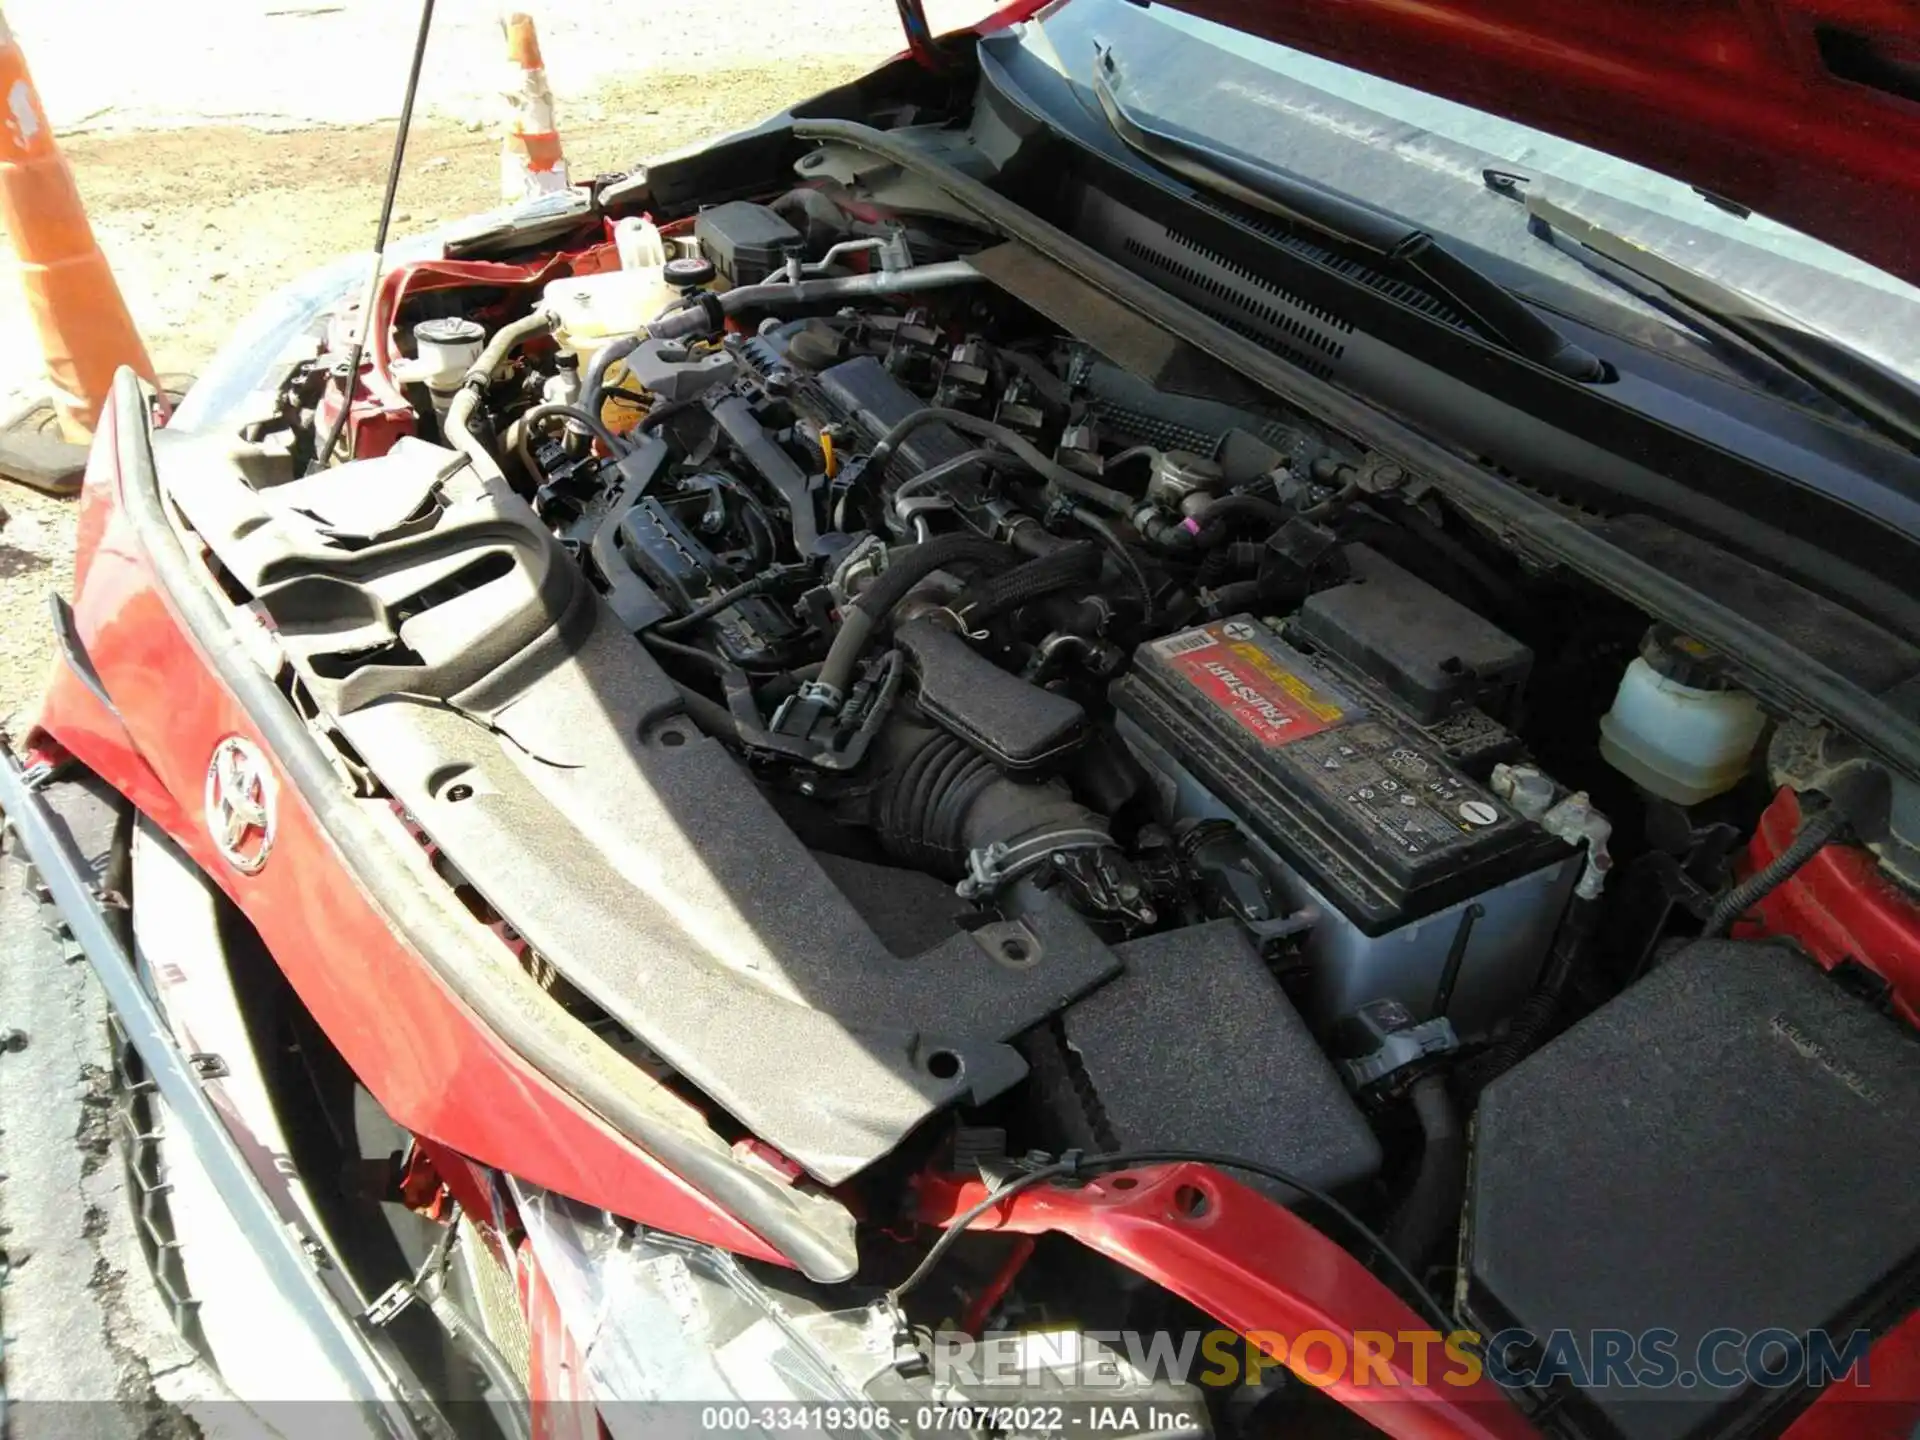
left=0, top=23, right=989, bottom=732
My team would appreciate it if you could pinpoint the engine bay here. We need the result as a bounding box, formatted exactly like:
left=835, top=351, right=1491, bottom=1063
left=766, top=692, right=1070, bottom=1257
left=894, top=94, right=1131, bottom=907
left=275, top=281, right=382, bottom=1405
left=187, top=170, right=1920, bottom=1438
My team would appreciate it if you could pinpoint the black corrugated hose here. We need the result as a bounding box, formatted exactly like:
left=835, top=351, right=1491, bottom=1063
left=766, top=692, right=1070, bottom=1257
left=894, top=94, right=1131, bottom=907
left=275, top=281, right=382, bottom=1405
left=952, top=542, right=1100, bottom=628
left=1701, top=798, right=1851, bottom=938
left=1455, top=896, right=1598, bottom=1095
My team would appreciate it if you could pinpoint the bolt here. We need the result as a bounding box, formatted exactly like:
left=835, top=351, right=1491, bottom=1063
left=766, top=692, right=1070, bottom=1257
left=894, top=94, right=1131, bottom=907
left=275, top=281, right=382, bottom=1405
left=797, top=779, right=816, bottom=797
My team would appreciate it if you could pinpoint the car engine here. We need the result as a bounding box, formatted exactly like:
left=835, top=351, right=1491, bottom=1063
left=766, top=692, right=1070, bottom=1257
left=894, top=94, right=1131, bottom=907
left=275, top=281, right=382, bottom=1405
left=203, top=178, right=1920, bottom=1438
left=374, top=199, right=1620, bottom=1208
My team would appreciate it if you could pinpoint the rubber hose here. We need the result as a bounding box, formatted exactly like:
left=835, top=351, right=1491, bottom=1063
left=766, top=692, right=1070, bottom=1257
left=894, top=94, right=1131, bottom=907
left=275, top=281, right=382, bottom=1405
left=1192, top=493, right=1289, bottom=547
left=871, top=726, right=1111, bottom=878
left=1385, top=1073, right=1466, bottom=1272
left=816, top=535, right=1016, bottom=699
left=867, top=407, right=1135, bottom=515
left=423, top=1287, right=533, bottom=1439
left=646, top=261, right=985, bottom=342
left=1061, top=505, right=1153, bottom=621
left=517, top=401, right=630, bottom=458
left=640, top=629, right=735, bottom=676
left=954, top=542, right=1100, bottom=627
left=668, top=680, right=738, bottom=738
left=1702, top=799, right=1851, bottom=938
left=581, top=332, right=642, bottom=428
left=443, top=308, right=557, bottom=470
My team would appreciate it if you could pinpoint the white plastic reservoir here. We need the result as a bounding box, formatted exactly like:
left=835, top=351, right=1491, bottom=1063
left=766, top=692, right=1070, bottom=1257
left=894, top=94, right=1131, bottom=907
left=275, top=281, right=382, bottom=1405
left=1599, top=631, right=1766, bottom=805
left=544, top=218, right=675, bottom=362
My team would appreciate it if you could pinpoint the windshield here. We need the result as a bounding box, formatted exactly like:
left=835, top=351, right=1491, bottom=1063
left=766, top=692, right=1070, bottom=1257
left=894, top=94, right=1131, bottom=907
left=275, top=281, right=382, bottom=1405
left=1031, top=0, right=1920, bottom=384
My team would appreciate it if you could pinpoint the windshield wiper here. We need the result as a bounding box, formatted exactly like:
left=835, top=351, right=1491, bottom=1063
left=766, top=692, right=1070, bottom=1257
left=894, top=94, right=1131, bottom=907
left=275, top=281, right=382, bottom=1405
left=1089, top=45, right=1606, bottom=383
left=1523, top=189, right=1920, bottom=452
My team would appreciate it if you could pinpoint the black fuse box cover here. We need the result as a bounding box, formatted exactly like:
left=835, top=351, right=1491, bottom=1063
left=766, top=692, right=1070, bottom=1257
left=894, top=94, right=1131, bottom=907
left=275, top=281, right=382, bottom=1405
left=1111, top=616, right=1564, bottom=933
left=1296, top=544, right=1532, bottom=723
left=694, top=201, right=802, bottom=287
left=1466, top=940, right=1920, bottom=1440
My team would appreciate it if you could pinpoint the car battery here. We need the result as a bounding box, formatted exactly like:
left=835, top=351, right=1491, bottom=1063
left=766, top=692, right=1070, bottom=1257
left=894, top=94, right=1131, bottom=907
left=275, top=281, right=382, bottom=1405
left=1111, top=616, right=1576, bottom=1037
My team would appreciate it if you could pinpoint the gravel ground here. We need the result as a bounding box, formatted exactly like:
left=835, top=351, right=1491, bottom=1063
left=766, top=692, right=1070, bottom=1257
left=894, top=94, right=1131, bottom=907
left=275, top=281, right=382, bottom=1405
left=0, top=1, right=993, bottom=731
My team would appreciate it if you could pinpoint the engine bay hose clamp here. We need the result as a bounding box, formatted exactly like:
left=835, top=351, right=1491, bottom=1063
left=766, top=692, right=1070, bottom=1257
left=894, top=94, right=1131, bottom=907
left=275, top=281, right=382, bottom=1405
left=955, top=827, right=1114, bottom=900
left=693, top=290, right=727, bottom=335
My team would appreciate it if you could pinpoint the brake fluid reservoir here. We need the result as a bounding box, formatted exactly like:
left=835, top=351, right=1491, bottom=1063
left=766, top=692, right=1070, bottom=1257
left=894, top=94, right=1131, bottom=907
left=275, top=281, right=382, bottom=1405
left=1599, top=629, right=1765, bottom=805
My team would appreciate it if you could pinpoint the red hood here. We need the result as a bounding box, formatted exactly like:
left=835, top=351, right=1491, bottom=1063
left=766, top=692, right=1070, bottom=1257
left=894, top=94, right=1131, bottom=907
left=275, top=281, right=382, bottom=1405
left=1131, top=0, right=1920, bottom=285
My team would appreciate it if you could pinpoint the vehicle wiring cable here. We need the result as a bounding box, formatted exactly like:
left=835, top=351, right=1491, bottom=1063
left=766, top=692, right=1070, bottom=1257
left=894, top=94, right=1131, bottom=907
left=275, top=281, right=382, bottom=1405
left=890, top=1147, right=1455, bottom=1334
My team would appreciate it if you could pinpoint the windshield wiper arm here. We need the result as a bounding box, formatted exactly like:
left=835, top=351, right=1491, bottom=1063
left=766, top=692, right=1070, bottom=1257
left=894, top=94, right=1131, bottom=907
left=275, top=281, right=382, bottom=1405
left=1524, top=189, right=1920, bottom=452
left=1090, top=45, right=1606, bottom=383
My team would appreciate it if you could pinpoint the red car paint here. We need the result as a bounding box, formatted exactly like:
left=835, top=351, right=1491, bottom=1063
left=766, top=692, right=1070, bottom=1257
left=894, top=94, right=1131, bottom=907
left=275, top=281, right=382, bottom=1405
left=1779, top=1306, right=1920, bottom=1439
left=520, top=1240, right=601, bottom=1437
left=1740, top=786, right=1920, bottom=1026
left=1154, top=0, right=1920, bottom=286
left=314, top=369, right=415, bottom=461
left=44, top=395, right=789, bottom=1270
left=367, top=245, right=617, bottom=408
left=914, top=1165, right=1536, bottom=1440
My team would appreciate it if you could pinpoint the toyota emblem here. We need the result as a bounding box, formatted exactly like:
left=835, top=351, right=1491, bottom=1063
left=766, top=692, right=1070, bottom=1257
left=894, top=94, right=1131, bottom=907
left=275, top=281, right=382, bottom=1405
left=205, top=735, right=276, bottom=873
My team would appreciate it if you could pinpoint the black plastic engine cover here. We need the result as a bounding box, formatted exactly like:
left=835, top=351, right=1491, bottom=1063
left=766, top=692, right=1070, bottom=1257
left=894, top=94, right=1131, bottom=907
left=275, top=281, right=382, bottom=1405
left=897, top=617, right=1086, bottom=771
left=1465, top=940, right=1920, bottom=1440
left=1049, top=921, right=1380, bottom=1197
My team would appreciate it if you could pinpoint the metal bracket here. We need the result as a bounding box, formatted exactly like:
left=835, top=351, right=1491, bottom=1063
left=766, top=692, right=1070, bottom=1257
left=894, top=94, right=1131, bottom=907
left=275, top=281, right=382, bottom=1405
left=364, top=1281, right=418, bottom=1329
left=955, top=828, right=1111, bottom=901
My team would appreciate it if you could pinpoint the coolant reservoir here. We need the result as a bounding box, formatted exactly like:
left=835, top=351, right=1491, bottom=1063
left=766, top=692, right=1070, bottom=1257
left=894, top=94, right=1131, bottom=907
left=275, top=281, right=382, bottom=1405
left=545, top=219, right=678, bottom=361
left=544, top=268, right=676, bottom=362
left=1599, top=629, right=1766, bottom=805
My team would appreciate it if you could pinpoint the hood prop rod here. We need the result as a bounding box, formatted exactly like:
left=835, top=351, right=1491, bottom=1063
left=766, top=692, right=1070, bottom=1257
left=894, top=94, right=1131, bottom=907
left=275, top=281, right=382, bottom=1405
left=308, top=0, right=437, bottom=474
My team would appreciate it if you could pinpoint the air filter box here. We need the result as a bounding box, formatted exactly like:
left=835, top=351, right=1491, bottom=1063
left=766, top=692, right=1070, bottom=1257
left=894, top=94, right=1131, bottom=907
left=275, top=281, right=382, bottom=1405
left=1466, top=940, right=1920, bottom=1440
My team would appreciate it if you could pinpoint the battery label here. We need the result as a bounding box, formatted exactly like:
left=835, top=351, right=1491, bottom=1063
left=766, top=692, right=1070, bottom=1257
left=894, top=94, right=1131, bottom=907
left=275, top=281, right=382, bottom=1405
left=1153, top=622, right=1348, bottom=748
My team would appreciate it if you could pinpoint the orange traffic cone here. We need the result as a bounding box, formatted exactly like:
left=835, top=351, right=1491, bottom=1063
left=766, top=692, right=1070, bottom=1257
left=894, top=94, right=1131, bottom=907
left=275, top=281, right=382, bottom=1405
left=0, top=9, right=155, bottom=441
left=499, top=13, right=570, bottom=202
